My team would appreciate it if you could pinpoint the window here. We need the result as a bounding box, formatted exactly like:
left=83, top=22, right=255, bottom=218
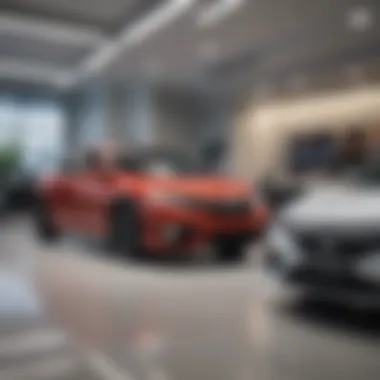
left=0, top=96, right=63, bottom=176
left=0, top=97, right=17, bottom=146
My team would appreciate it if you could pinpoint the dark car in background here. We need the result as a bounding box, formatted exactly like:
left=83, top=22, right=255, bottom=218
left=4, top=153, right=60, bottom=212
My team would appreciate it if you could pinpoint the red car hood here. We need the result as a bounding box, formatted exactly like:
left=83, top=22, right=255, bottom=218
left=121, top=175, right=251, bottom=200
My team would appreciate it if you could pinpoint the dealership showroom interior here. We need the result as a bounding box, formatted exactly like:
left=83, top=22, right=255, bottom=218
left=1, top=0, right=380, bottom=380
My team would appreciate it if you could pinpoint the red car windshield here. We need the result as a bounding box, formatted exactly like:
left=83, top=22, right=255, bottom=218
left=117, top=150, right=200, bottom=176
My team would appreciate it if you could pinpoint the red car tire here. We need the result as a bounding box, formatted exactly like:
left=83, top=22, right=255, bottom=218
left=34, top=197, right=60, bottom=243
left=108, top=199, right=144, bottom=260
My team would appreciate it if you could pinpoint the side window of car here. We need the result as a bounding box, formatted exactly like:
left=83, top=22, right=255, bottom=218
left=116, top=156, right=142, bottom=173
left=60, top=156, right=84, bottom=175
left=84, top=149, right=102, bottom=171
left=61, top=158, right=75, bottom=174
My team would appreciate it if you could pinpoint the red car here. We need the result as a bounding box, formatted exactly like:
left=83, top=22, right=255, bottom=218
left=34, top=147, right=269, bottom=262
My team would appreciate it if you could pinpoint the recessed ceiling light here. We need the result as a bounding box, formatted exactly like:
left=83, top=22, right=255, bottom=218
left=346, top=6, right=373, bottom=32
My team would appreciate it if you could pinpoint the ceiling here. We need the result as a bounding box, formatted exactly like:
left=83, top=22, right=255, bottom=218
left=0, top=0, right=380, bottom=97
left=0, top=0, right=163, bottom=87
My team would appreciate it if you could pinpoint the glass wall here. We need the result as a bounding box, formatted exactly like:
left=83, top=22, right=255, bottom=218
left=0, top=96, right=17, bottom=146
left=0, top=94, right=64, bottom=175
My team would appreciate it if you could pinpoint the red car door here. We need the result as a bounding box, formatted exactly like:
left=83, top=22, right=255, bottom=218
left=49, top=175, right=77, bottom=230
left=68, top=172, right=114, bottom=236
left=49, top=172, right=95, bottom=233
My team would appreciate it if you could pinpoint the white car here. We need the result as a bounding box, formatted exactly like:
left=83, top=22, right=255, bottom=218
left=266, top=170, right=380, bottom=309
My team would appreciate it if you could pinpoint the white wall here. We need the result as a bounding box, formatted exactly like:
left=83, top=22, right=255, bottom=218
left=233, top=86, right=380, bottom=180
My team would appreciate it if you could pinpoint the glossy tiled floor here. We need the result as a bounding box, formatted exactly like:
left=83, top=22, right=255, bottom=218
left=0, top=215, right=380, bottom=380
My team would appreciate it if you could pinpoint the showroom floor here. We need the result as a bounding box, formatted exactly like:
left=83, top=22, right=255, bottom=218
left=0, top=216, right=379, bottom=380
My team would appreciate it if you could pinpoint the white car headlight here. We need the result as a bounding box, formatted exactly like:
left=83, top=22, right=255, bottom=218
left=357, top=254, right=380, bottom=284
left=267, top=224, right=301, bottom=267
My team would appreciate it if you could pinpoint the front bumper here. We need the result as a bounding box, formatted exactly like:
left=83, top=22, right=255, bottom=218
left=143, top=204, right=269, bottom=253
left=265, top=249, right=380, bottom=308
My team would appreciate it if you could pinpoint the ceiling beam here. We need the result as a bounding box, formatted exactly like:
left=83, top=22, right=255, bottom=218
left=76, top=0, right=196, bottom=81
left=0, top=12, right=107, bottom=47
left=0, top=58, right=73, bottom=87
left=197, top=0, right=245, bottom=28
left=0, top=1, right=196, bottom=90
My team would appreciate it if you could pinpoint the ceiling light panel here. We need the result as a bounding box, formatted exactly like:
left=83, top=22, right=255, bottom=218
left=79, top=0, right=196, bottom=80
left=197, top=0, right=245, bottom=28
left=346, top=6, right=373, bottom=32
left=0, top=12, right=106, bottom=47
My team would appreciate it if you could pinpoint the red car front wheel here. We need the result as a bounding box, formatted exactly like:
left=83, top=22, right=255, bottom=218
left=34, top=197, right=60, bottom=243
left=108, top=200, right=144, bottom=259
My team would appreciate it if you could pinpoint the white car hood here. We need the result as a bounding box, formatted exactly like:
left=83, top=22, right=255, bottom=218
left=283, top=184, right=380, bottom=230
